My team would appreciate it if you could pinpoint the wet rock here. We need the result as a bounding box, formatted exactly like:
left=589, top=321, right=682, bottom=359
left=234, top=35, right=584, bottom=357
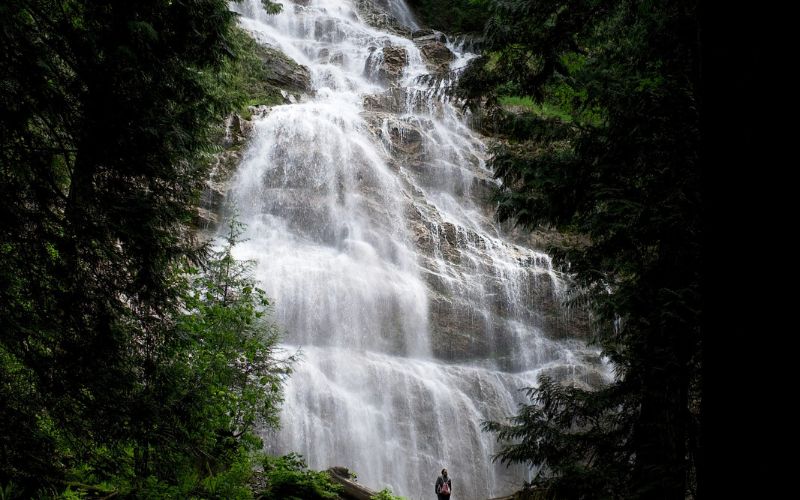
left=313, top=45, right=342, bottom=66
left=247, top=105, right=272, bottom=120
left=330, top=52, right=345, bottom=65
left=398, top=179, right=595, bottom=363
left=195, top=109, right=261, bottom=233
left=280, top=89, right=298, bottom=104
left=429, top=296, right=493, bottom=361
left=417, top=40, right=455, bottom=74
left=364, top=45, right=408, bottom=85
left=388, top=120, right=425, bottom=155
left=314, top=18, right=340, bottom=42
left=193, top=207, right=219, bottom=229
left=255, top=44, right=312, bottom=93
left=222, top=113, right=252, bottom=148
left=407, top=215, right=434, bottom=254
left=408, top=28, right=454, bottom=74
left=540, top=364, right=609, bottom=391
left=363, top=87, right=406, bottom=113
left=362, top=112, right=432, bottom=171
left=201, top=177, right=228, bottom=212
left=365, top=83, right=452, bottom=115
left=379, top=45, right=403, bottom=68
left=353, top=0, right=412, bottom=37
left=412, top=29, right=447, bottom=44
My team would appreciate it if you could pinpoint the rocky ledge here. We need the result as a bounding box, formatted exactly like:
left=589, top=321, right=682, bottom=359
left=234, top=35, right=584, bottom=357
left=353, top=0, right=413, bottom=37
left=256, top=45, right=312, bottom=96
left=412, top=28, right=455, bottom=75
left=193, top=31, right=312, bottom=231
left=364, top=45, right=408, bottom=85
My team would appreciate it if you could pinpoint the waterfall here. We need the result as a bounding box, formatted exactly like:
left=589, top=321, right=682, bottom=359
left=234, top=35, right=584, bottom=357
left=226, top=1, right=608, bottom=498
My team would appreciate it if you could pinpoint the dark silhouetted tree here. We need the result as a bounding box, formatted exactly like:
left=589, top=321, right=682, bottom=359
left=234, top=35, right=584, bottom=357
left=1, top=0, right=286, bottom=495
left=461, top=1, right=702, bottom=498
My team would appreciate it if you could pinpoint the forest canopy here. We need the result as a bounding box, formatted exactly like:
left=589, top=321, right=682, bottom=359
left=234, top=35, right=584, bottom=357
left=0, top=0, right=291, bottom=496
left=458, top=0, right=703, bottom=498
left=1, top=0, right=709, bottom=498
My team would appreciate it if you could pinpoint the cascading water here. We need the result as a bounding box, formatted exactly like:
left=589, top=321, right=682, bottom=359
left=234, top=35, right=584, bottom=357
left=226, top=1, right=608, bottom=498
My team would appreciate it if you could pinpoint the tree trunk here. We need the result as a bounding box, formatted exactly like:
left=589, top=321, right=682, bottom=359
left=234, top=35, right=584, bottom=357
left=326, top=467, right=378, bottom=500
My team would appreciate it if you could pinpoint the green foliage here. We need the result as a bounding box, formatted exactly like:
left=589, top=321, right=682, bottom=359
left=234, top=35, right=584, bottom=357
left=258, top=454, right=343, bottom=500
left=407, top=0, right=490, bottom=33
left=462, top=0, right=702, bottom=498
left=124, top=219, right=293, bottom=495
left=0, top=482, right=21, bottom=500
left=216, top=26, right=288, bottom=114
left=26, top=220, right=293, bottom=498
left=261, top=1, right=284, bottom=16
left=199, top=447, right=256, bottom=499
left=176, top=220, right=291, bottom=436
left=483, top=377, right=636, bottom=497
left=371, top=488, right=407, bottom=500
left=0, top=0, right=291, bottom=494
left=498, top=96, right=574, bottom=123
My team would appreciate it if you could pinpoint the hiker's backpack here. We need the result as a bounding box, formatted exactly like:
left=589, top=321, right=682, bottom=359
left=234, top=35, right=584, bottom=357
left=440, top=479, right=450, bottom=495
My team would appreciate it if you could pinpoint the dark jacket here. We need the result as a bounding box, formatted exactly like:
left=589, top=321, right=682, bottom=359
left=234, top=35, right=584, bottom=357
left=435, top=475, right=452, bottom=499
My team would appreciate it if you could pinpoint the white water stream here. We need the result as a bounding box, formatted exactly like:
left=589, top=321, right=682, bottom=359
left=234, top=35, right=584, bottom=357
left=226, top=1, right=607, bottom=498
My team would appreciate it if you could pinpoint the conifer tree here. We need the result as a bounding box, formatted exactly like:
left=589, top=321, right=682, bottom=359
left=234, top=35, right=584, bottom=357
left=460, top=1, right=703, bottom=497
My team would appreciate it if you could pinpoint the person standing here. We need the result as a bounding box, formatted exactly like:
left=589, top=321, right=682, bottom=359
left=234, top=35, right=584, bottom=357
left=435, top=468, right=452, bottom=499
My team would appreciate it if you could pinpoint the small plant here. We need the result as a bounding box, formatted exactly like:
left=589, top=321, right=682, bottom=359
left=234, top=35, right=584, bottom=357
left=371, top=488, right=407, bottom=500
left=259, top=453, right=342, bottom=500
left=0, top=483, right=19, bottom=500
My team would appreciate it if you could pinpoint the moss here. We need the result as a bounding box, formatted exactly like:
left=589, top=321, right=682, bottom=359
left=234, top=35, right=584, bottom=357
left=201, top=25, right=308, bottom=122
left=226, top=27, right=287, bottom=111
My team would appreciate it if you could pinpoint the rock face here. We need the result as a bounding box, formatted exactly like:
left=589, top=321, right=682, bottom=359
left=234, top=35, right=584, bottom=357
left=413, top=29, right=455, bottom=74
left=363, top=111, right=426, bottom=160
left=353, top=0, right=414, bottom=36
left=364, top=45, right=408, bottom=85
left=418, top=40, right=455, bottom=73
left=255, top=44, right=312, bottom=94
left=194, top=32, right=311, bottom=232
left=354, top=2, right=454, bottom=77
left=412, top=28, right=446, bottom=43
left=358, top=101, right=590, bottom=369
left=363, top=87, right=405, bottom=113
left=195, top=112, right=254, bottom=230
